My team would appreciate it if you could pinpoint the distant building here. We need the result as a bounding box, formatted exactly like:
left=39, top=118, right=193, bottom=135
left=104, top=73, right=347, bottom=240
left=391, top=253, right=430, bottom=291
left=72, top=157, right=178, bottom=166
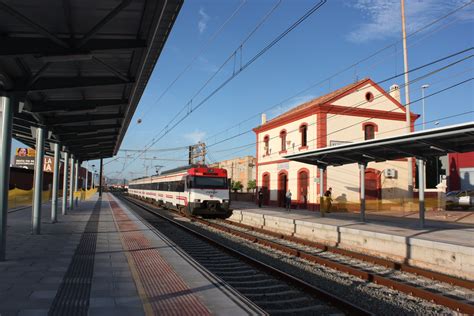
left=448, top=152, right=474, bottom=191
left=253, top=78, right=419, bottom=210
left=209, top=156, right=256, bottom=192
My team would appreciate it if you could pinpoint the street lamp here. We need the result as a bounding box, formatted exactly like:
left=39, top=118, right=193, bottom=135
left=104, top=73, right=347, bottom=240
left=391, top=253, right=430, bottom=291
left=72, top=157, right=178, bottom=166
left=421, top=84, right=430, bottom=130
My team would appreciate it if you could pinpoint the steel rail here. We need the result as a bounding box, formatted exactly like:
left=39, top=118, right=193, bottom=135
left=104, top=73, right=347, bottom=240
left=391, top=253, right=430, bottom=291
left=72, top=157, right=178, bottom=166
left=125, top=194, right=474, bottom=314
left=220, top=219, right=474, bottom=290
left=201, top=219, right=474, bottom=314
left=120, top=195, right=371, bottom=316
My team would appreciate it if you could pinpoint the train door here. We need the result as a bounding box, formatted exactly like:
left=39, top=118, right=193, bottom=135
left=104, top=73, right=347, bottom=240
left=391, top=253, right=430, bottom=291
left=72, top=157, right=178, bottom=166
left=262, top=173, right=270, bottom=205
left=365, top=168, right=381, bottom=200
left=297, top=169, right=309, bottom=209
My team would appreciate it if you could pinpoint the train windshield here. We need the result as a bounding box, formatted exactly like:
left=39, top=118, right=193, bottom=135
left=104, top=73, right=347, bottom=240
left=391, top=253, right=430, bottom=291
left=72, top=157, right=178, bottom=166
left=189, top=176, right=228, bottom=189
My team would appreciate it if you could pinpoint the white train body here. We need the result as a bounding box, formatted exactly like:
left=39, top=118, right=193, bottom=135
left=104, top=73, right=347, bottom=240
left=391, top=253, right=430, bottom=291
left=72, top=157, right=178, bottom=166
left=128, top=165, right=231, bottom=218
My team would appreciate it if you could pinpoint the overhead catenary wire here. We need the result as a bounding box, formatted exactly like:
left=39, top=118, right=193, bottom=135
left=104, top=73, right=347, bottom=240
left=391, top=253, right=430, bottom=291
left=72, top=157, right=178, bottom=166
left=117, top=0, right=327, bottom=177
left=203, top=1, right=473, bottom=144
left=204, top=49, right=473, bottom=151
left=117, top=1, right=472, bottom=177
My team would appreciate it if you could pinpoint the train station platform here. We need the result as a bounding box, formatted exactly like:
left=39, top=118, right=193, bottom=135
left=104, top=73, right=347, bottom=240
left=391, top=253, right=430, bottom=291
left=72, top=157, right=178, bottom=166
left=0, top=193, right=262, bottom=316
left=230, top=202, right=474, bottom=280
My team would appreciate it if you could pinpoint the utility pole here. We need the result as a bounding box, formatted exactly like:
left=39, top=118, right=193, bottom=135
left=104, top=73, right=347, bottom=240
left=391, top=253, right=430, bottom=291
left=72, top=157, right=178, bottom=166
left=401, top=0, right=413, bottom=200
left=188, top=142, right=206, bottom=165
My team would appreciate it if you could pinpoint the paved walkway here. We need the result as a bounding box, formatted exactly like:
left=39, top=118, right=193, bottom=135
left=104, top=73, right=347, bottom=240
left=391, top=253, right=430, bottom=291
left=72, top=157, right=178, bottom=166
left=0, top=194, right=261, bottom=316
left=232, top=201, right=474, bottom=248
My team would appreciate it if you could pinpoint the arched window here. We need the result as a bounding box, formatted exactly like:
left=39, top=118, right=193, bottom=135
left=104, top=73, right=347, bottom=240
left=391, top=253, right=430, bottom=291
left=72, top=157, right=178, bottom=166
left=280, top=130, right=287, bottom=152
left=363, top=123, right=378, bottom=140
left=299, top=124, right=308, bottom=147
left=263, top=135, right=270, bottom=156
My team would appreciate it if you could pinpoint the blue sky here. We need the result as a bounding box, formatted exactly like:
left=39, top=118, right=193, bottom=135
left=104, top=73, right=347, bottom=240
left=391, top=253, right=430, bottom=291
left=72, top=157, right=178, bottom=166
left=12, top=0, right=474, bottom=180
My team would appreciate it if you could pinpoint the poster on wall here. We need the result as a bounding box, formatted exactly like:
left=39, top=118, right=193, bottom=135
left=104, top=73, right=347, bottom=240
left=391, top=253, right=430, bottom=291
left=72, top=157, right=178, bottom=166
left=13, top=147, right=55, bottom=172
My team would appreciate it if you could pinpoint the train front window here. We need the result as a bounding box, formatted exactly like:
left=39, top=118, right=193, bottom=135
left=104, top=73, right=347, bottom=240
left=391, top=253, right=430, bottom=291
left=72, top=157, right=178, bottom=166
left=189, top=176, right=228, bottom=189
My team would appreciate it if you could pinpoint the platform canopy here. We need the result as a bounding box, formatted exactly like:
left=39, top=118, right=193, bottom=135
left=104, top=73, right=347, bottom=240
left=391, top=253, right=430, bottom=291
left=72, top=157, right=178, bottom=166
left=0, top=0, right=183, bottom=160
left=285, top=122, right=474, bottom=167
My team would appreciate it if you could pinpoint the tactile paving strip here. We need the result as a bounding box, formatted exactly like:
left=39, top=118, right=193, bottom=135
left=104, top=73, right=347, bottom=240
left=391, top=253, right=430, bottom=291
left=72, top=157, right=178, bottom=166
left=109, top=199, right=211, bottom=316
left=48, top=199, right=102, bottom=316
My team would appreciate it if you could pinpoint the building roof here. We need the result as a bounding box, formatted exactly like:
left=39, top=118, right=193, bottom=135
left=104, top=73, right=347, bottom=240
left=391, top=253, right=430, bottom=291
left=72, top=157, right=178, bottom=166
left=254, top=78, right=415, bottom=133
left=0, top=0, right=183, bottom=161
left=269, top=78, right=371, bottom=123
left=284, top=122, right=474, bottom=167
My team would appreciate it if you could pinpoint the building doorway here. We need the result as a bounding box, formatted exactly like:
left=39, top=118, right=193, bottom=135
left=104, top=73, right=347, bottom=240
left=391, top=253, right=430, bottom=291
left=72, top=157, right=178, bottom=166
left=298, top=169, right=309, bottom=209
left=262, top=173, right=270, bottom=205
left=365, top=168, right=381, bottom=200
left=278, top=171, right=288, bottom=207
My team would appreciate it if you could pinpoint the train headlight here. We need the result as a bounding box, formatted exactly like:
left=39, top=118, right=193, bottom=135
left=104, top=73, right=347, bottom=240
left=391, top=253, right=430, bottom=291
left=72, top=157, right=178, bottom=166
left=223, top=199, right=229, bottom=203
left=194, top=199, right=201, bottom=203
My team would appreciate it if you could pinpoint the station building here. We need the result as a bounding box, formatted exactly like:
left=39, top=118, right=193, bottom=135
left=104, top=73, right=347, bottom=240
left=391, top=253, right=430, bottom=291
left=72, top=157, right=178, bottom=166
left=253, top=78, right=419, bottom=210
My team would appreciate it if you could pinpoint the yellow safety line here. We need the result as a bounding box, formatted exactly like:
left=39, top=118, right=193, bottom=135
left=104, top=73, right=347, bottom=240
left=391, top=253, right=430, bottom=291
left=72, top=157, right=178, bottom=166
left=107, top=194, right=154, bottom=316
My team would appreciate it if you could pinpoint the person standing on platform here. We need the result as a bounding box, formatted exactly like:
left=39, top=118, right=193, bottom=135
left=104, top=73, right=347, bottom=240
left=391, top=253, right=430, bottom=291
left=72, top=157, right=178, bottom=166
left=324, top=187, right=333, bottom=213
left=258, top=188, right=264, bottom=208
left=286, top=190, right=292, bottom=212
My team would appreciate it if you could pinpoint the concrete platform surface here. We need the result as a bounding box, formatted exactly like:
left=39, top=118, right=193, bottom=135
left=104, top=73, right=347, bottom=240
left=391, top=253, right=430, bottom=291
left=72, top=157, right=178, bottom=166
left=0, top=194, right=262, bottom=316
left=230, top=202, right=474, bottom=280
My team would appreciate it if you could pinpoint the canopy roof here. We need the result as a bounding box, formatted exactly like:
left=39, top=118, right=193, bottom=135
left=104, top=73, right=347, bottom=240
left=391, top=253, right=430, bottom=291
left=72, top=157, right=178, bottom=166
left=285, top=122, right=474, bottom=167
left=0, top=0, right=183, bottom=160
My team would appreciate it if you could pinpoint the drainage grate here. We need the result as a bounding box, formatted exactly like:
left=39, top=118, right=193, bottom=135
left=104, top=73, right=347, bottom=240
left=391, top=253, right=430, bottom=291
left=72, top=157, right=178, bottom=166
left=48, top=199, right=102, bottom=316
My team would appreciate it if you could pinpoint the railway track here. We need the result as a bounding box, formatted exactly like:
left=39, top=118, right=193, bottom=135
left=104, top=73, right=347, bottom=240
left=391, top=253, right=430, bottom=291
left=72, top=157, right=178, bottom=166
left=118, top=194, right=370, bottom=315
left=121, top=194, right=474, bottom=314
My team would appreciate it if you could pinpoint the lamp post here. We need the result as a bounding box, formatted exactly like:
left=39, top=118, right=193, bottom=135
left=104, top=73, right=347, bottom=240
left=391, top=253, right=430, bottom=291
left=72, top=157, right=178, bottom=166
left=421, top=84, right=430, bottom=130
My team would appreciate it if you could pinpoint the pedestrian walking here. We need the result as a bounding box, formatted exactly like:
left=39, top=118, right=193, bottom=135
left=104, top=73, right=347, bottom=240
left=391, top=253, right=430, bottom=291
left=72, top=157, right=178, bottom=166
left=324, top=187, right=333, bottom=212
left=285, top=190, right=292, bottom=212
left=258, top=188, right=264, bottom=208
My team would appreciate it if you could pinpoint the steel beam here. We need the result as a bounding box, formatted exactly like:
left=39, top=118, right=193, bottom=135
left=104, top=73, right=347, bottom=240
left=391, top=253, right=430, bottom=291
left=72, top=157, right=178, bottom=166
left=0, top=1, right=69, bottom=48
left=99, top=158, right=103, bottom=197
left=78, top=0, right=133, bottom=48
left=24, top=77, right=133, bottom=92
left=29, top=99, right=128, bottom=113
left=32, top=127, right=45, bottom=234
left=55, top=124, right=121, bottom=134
left=85, top=163, right=89, bottom=190
left=51, top=142, right=60, bottom=223
left=319, top=167, right=325, bottom=217
left=418, top=159, right=426, bottom=228
left=0, top=38, right=146, bottom=56
left=74, top=161, right=79, bottom=194
left=62, top=151, right=69, bottom=215
left=0, top=96, right=13, bottom=261
left=359, top=163, right=366, bottom=222
left=45, top=114, right=123, bottom=125
left=69, top=155, right=75, bottom=210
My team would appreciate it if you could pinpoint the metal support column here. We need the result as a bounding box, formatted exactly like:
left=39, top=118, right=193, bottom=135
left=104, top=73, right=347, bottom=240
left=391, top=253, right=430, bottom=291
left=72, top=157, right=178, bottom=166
left=99, top=158, right=103, bottom=197
left=62, top=150, right=69, bottom=215
left=85, top=162, right=88, bottom=191
left=318, top=166, right=325, bottom=217
left=0, top=95, right=13, bottom=261
left=418, top=158, right=426, bottom=228
left=74, top=160, right=79, bottom=192
left=69, top=155, right=75, bottom=210
left=51, top=143, right=60, bottom=223
left=32, top=127, right=45, bottom=235
left=359, top=163, right=366, bottom=222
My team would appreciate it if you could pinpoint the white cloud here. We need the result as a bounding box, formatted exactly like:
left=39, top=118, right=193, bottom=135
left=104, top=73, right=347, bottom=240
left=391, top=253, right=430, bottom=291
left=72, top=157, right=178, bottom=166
left=184, top=130, right=206, bottom=143
left=198, top=8, right=210, bottom=34
left=347, top=0, right=473, bottom=43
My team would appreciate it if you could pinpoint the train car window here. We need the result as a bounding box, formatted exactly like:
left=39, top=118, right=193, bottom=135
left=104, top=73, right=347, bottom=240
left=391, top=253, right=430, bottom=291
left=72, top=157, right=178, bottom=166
left=176, top=180, right=185, bottom=192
